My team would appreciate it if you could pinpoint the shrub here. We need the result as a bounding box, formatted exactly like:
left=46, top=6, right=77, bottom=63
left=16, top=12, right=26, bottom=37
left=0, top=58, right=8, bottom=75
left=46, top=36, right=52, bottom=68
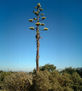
left=64, top=87, right=74, bottom=91
left=71, top=72, right=82, bottom=91
left=32, top=70, right=51, bottom=91
left=59, top=73, right=73, bottom=87
left=4, top=72, right=32, bottom=91
left=76, top=68, right=82, bottom=77
left=40, top=64, right=56, bottom=72
left=0, top=71, right=11, bottom=82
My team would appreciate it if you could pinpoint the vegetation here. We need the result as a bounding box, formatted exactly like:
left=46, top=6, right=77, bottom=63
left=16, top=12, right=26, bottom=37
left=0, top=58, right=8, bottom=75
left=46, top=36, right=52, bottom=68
left=4, top=72, right=32, bottom=91
left=0, top=64, right=82, bottom=91
left=28, top=3, right=48, bottom=72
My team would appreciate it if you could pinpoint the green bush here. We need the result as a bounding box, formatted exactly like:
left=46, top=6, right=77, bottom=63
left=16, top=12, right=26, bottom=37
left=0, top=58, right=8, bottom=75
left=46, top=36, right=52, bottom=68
left=32, top=70, right=51, bottom=91
left=4, top=72, right=32, bottom=91
left=0, top=64, right=82, bottom=91
left=64, top=87, right=74, bottom=91
left=40, top=64, right=56, bottom=72
left=71, top=72, right=82, bottom=91
left=0, top=71, right=11, bottom=82
left=61, top=67, right=76, bottom=75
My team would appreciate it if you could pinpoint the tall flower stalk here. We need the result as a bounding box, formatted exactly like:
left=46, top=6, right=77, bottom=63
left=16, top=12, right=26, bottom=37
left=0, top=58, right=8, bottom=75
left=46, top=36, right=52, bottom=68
left=29, top=3, right=48, bottom=73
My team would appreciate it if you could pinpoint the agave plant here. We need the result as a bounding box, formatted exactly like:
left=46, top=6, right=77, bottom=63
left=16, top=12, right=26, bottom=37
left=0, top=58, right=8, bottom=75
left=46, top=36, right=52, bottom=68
left=28, top=3, right=48, bottom=73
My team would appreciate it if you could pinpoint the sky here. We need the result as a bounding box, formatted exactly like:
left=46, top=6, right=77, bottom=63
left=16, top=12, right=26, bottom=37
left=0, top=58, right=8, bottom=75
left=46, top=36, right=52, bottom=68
left=0, top=0, right=82, bottom=71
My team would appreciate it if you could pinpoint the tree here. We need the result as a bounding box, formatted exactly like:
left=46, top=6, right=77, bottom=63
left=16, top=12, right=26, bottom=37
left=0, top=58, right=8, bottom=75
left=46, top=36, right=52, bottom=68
left=61, top=67, right=76, bottom=75
left=76, top=67, right=82, bottom=77
left=28, top=3, right=48, bottom=73
left=33, top=64, right=56, bottom=74
left=40, top=64, right=56, bottom=72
